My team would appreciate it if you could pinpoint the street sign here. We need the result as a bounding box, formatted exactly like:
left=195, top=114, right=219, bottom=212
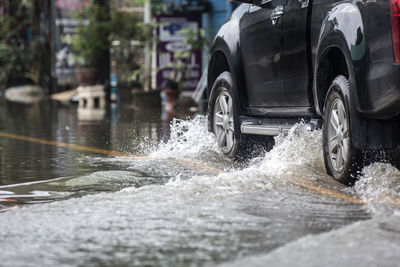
left=156, top=14, right=202, bottom=92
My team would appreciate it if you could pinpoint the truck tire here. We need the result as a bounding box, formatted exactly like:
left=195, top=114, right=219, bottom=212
left=209, top=72, right=254, bottom=161
left=323, top=75, right=363, bottom=185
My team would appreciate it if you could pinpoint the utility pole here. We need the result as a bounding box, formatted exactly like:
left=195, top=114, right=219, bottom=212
left=94, top=0, right=111, bottom=96
left=143, top=0, right=152, bottom=92
left=33, top=0, right=52, bottom=93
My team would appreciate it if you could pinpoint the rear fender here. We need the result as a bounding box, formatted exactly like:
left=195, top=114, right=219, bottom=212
left=314, top=2, right=367, bottom=116
left=315, top=3, right=399, bottom=150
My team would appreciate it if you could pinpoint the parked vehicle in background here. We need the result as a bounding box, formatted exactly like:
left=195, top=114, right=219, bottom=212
left=207, top=0, right=400, bottom=184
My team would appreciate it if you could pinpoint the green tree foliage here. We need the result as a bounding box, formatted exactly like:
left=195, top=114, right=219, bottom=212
left=109, top=9, right=146, bottom=73
left=0, top=0, right=43, bottom=89
left=72, top=4, right=148, bottom=86
left=72, top=4, right=111, bottom=68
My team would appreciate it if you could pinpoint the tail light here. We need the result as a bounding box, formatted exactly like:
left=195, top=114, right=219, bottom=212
left=391, top=0, right=400, bottom=63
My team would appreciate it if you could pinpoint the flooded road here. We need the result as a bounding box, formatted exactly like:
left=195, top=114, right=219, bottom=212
left=0, top=95, right=399, bottom=266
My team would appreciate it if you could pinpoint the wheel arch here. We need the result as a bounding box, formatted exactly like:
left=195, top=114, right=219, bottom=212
left=315, top=46, right=350, bottom=115
left=313, top=2, right=368, bottom=116
left=207, top=37, right=248, bottom=131
left=207, top=48, right=231, bottom=101
left=314, top=38, right=366, bottom=150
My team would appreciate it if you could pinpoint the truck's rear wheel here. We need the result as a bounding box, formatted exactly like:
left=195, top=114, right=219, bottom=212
left=323, top=76, right=362, bottom=185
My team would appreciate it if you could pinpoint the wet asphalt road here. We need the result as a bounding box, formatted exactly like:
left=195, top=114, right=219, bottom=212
left=0, top=92, right=399, bottom=266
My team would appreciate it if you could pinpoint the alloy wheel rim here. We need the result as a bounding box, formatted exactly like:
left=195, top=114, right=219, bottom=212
left=328, top=98, right=350, bottom=172
left=213, top=90, right=235, bottom=154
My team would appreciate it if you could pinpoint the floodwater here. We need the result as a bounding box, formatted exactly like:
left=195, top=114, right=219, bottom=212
left=0, top=93, right=399, bottom=266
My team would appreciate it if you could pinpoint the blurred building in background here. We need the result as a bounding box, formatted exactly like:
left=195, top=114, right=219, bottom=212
left=153, top=0, right=237, bottom=96
left=159, top=0, right=237, bottom=44
left=0, top=0, right=236, bottom=97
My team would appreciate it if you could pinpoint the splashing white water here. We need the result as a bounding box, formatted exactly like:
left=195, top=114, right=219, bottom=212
left=148, top=117, right=400, bottom=209
left=355, top=163, right=400, bottom=199
left=142, top=122, right=328, bottom=202
left=152, top=117, right=325, bottom=176
left=151, top=116, right=220, bottom=160
left=353, top=163, right=400, bottom=214
left=258, top=123, right=325, bottom=175
left=147, top=118, right=333, bottom=196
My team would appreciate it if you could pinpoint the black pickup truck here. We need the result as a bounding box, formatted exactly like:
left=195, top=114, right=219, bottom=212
left=207, top=0, right=400, bottom=184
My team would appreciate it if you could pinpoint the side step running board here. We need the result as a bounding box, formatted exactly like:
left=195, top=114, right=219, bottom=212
left=241, top=123, right=292, bottom=136
left=240, top=119, right=321, bottom=136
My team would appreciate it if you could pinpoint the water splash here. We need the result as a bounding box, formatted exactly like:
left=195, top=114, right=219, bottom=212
left=144, top=119, right=337, bottom=200
left=257, top=123, right=325, bottom=176
left=355, top=163, right=400, bottom=199
left=151, top=116, right=219, bottom=159
left=135, top=122, right=329, bottom=202
left=151, top=118, right=326, bottom=179
left=354, top=163, right=400, bottom=214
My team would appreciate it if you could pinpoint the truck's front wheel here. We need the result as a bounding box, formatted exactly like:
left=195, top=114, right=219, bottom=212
left=210, top=72, right=247, bottom=160
left=323, top=76, right=362, bottom=185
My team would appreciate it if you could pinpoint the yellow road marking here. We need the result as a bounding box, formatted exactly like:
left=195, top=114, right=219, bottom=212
left=0, top=132, right=146, bottom=159
left=291, top=179, right=366, bottom=204
left=0, top=131, right=218, bottom=175
left=0, top=131, right=398, bottom=206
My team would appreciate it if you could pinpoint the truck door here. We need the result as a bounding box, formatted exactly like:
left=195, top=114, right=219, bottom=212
left=280, top=0, right=311, bottom=106
left=240, top=4, right=285, bottom=108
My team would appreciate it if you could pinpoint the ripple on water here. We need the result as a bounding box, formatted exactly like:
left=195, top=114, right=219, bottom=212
left=217, top=212, right=400, bottom=267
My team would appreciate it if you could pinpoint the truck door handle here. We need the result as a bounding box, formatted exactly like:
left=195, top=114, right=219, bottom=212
left=271, top=5, right=284, bottom=25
